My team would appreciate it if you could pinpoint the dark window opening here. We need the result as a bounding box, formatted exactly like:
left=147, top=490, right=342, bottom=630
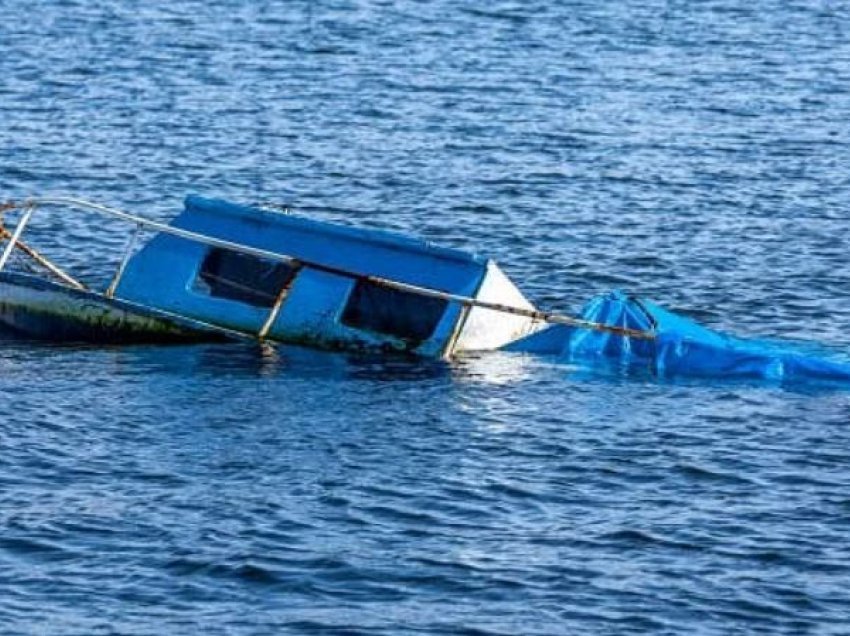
left=196, top=248, right=298, bottom=308
left=341, top=280, right=448, bottom=341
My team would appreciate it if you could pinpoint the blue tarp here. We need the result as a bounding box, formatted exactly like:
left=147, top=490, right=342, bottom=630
left=504, top=291, right=850, bottom=385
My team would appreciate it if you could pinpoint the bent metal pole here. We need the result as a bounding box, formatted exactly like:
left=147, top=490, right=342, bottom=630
left=0, top=202, right=88, bottom=290
left=0, top=225, right=88, bottom=290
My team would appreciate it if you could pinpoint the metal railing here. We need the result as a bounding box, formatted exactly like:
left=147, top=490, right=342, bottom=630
left=0, top=197, right=656, bottom=341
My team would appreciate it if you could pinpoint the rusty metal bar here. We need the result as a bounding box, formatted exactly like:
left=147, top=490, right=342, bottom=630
left=105, top=222, right=142, bottom=299
left=354, top=274, right=655, bottom=340
left=0, top=197, right=656, bottom=340
left=0, top=225, right=88, bottom=290
left=258, top=263, right=302, bottom=340
left=441, top=303, right=473, bottom=359
left=258, top=289, right=288, bottom=340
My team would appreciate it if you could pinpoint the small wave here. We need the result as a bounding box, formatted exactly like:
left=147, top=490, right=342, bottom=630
left=165, top=558, right=284, bottom=587
left=674, top=462, right=756, bottom=486
left=597, top=529, right=703, bottom=552
left=0, top=537, right=76, bottom=562
left=459, top=7, right=532, bottom=23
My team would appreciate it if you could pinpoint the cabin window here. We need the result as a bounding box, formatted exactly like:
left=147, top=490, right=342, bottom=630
left=195, top=248, right=298, bottom=308
left=341, top=280, right=448, bottom=341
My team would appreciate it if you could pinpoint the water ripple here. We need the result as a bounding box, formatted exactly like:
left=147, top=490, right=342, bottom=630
left=2, top=0, right=850, bottom=633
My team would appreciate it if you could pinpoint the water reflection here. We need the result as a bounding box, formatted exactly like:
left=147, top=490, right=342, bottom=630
left=453, top=351, right=541, bottom=386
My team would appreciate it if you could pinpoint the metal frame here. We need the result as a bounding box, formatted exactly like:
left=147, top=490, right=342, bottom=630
left=0, top=197, right=656, bottom=341
left=105, top=221, right=143, bottom=299
left=0, top=202, right=36, bottom=273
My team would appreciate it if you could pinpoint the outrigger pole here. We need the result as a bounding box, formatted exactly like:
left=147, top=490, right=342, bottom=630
left=0, top=198, right=656, bottom=341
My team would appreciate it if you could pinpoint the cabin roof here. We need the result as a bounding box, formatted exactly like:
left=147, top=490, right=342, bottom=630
left=180, top=195, right=482, bottom=265
left=166, top=195, right=487, bottom=294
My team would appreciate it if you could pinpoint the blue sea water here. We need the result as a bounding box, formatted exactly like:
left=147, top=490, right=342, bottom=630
left=2, top=1, right=850, bottom=633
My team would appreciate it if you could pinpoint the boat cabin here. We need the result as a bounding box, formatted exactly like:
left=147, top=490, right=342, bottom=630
left=113, top=196, right=541, bottom=357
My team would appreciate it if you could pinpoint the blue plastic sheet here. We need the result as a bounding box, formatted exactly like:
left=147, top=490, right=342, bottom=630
left=504, top=291, right=850, bottom=385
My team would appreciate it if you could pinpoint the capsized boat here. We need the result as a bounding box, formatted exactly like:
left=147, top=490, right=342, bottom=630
left=0, top=196, right=565, bottom=355
left=1, top=196, right=848, bottom=385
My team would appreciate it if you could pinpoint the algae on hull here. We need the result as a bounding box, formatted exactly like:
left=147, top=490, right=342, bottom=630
left=0, top=272, right=230, bottom=344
